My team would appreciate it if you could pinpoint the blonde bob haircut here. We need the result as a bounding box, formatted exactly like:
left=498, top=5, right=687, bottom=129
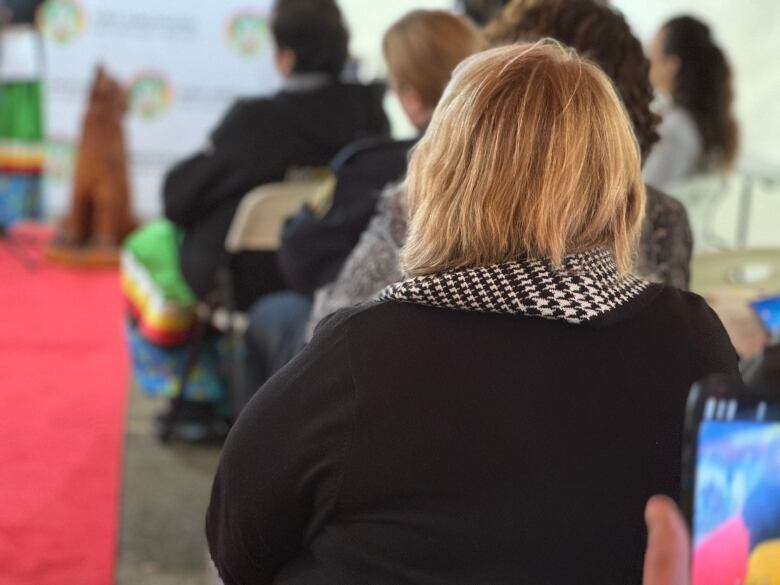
left=401, top=40, right=646, bottom=277
left=383, top=10, right=485, bottom=110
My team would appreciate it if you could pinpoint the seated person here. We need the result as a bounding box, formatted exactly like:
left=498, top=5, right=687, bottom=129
left=207, top=41, right=739, bottom=584
left=162, top=0, right=389, bottom=309
left=644, top=16, right=738, bottom=189
left=306, top=0, right=695, bottom=335
left=240, top=10, right=484, bottom=405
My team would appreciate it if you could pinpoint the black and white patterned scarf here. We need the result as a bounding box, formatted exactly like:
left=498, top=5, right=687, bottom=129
left=379, top=248, right=650, bottom=325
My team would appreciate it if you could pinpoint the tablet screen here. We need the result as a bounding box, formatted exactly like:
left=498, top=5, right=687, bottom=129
left=692, top=405, right=780, bottom=585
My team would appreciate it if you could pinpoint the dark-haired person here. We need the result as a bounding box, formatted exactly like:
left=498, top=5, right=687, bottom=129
left=485, top=0, right=693, bottom=290
left=163, top=0, right=389, bottom=308
left=207, top=41, right=738, bottom=584
left=644, top=16, right=738, bottom=189
left=454, top=0, right=513, bottom=25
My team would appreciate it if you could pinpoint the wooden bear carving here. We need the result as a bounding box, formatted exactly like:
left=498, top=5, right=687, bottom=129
left=49, top=66, right=135, bottom=264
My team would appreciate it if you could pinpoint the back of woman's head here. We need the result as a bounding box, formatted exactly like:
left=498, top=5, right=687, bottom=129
left=484, top=0, right=659, bottom=160
left=662, top=16, right=738, bottom=169
left=271, top=0, right=349, bottom=77
left=402, top=41, right=645, bottom=277
left=383, top=10, right=484, bottom=110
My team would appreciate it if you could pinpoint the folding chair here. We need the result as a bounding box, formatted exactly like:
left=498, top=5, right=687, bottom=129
left=159, top=171, right=336, bottom=442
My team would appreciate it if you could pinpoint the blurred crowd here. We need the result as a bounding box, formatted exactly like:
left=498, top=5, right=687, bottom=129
left=117, top=0, right=779, bottom=583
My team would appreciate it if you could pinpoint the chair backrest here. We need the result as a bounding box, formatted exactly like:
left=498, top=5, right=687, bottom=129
left=225, top=173, right=336, bottom=253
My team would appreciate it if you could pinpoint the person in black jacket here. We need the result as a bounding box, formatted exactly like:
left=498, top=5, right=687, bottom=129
left=162, top=0, right=389, bottom=307
left=239, top=11, right=484, bottom=408
left=207, top=42, right=739, bottom=584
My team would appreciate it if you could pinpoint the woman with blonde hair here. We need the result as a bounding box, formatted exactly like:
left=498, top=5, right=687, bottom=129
left=208, top=42, right=738, bottom=584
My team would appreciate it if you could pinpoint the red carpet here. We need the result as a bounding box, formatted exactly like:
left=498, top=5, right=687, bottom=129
left=0, top=226, right=127, bottom=585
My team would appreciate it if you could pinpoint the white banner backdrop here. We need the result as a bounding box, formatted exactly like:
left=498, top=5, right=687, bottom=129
left=39, top=0, right=281, bottom=218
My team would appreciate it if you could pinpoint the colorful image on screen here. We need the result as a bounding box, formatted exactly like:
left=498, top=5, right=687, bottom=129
left=692, top=421, right=780, bottom=585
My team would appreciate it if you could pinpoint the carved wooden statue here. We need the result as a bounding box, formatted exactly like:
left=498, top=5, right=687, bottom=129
left=49, top=66, right=135, bottom=265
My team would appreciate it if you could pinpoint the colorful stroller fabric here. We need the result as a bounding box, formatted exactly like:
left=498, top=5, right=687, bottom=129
left=121, top=220, right=197, bottom=347
left=125, top=319, right=224, bottom=402
left=122, top=219, right=225, bottom=402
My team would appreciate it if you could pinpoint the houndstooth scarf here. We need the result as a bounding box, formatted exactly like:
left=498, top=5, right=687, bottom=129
left=378, top=248, right=650, bottom=325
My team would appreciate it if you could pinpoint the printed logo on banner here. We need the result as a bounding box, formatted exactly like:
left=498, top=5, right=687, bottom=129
left=128, top=72, right=173, bottom=120
left=225, top=10, right=269, bottom=57
left=45, top=138, right=76, bottom=183
left=38, top=0, right=86, bottom=44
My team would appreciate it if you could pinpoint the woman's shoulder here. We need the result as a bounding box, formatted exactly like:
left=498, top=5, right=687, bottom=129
left=650, top=285, right=720, bottom=324
left=647, top=285, right=738, bottom=360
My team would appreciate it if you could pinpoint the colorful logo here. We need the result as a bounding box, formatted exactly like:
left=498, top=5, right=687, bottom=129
left=128, top=72, right=173, bottom=120
left=225, top=10, right=269, bottom=57
left=38, top=0, right=86, bottom=45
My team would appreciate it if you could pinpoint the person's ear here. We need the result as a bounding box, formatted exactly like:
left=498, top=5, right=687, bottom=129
left=396, top=85, right=432, bottom=130
left=274, top=47, right=297, bottom=78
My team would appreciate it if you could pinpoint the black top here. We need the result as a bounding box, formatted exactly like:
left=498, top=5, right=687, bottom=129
left=207, top=285, right=739, bottom=584
left=162, top=80, right=389, bottom=300
left=278, top=137, right=416, bottom=295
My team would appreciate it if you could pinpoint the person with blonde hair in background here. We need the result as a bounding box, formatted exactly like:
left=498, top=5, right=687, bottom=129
left=208, top=42, right=738, bottom=584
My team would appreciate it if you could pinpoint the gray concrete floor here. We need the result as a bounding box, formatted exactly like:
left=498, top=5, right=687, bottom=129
left=117, top=389, right=220, bottom=585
